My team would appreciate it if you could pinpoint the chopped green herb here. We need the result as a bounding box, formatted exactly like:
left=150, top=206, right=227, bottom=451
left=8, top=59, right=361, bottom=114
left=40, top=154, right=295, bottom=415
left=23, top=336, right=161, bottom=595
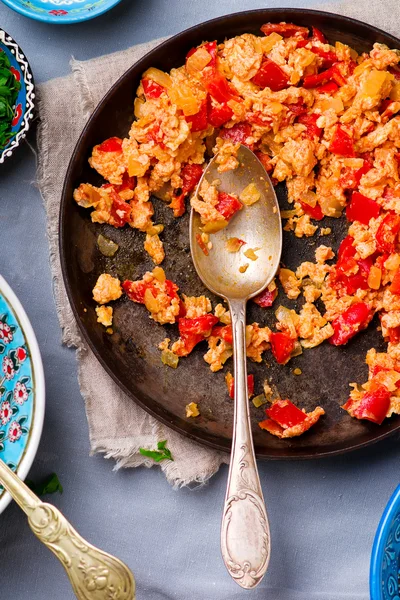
left=139, top=440, right=174, bottom=462
left=26, top=473, right=63, bottom=496
left=0, top=53, right=21, bottom=151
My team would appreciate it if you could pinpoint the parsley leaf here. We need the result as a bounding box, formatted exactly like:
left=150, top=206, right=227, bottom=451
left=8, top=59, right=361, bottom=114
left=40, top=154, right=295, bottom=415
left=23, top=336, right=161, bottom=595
left=139, top=440, right=174, bottom=462
left=26, top=473, right=63, bottom=496
left=0, top=53, right=21, bottom=151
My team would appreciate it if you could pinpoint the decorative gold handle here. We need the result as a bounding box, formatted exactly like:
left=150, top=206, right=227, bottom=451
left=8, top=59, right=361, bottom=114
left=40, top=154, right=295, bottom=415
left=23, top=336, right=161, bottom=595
left=0, top=460, right=135, bottom=600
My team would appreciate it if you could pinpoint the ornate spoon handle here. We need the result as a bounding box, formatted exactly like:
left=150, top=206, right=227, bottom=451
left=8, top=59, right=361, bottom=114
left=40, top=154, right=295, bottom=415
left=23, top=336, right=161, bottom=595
left=220, top=299, right=271, bottom=589
left=0, top=460, right=135, bottom=600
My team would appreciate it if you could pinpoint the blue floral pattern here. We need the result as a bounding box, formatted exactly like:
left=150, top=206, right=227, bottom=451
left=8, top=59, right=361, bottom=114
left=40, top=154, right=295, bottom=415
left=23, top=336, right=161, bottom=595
left=0, top=295, right=34, bottom=499
left=1, top=0, right=122, bottom=23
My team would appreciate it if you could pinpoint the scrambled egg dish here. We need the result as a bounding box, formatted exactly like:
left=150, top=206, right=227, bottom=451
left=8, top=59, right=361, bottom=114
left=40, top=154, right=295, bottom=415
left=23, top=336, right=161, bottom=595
left=74, top=21, right=400, bottom=438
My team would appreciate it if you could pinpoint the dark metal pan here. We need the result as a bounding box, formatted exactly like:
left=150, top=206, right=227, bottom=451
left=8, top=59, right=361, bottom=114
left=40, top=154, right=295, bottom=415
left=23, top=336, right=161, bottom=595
left=60, top=8, right=400, bottom=458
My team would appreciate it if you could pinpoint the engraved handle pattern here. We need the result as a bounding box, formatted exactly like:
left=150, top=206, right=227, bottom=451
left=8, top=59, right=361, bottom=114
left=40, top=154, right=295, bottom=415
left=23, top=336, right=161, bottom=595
left=0, top=460, right=135, bottom=600
left=221, top=300, right=271, bottom=589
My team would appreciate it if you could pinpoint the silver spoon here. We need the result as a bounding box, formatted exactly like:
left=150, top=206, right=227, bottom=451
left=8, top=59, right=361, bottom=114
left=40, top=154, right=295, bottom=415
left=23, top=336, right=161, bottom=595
left=190, top=145, right=282, bottom=589
left=0, top=459, right=136, bottom=600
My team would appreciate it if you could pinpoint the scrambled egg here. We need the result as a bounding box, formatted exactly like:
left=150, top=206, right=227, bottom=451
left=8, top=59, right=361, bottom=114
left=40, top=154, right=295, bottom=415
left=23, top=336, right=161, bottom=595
left=93, top=274, right=122, bottom=305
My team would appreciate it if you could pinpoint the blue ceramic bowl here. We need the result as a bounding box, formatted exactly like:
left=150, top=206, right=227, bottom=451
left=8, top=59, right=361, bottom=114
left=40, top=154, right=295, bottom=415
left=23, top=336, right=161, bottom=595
left=1, top=0, right=123, bottom=24
left=0, top=276, right=45, bottom=514
left=371, top=486, right=400, bottom=599
left=0, top=29, right=35, bottom=164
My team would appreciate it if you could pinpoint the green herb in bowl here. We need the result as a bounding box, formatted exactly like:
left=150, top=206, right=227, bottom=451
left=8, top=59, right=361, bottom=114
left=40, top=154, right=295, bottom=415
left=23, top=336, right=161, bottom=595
left=0, top=52, right=21, bottom=151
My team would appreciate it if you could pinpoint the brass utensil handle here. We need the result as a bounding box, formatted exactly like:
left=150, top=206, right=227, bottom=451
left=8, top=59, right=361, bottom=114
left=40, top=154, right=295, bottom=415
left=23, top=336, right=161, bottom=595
left=220, top=299, right=271, bottom=589
left=0, top=460, right=135, bottom=600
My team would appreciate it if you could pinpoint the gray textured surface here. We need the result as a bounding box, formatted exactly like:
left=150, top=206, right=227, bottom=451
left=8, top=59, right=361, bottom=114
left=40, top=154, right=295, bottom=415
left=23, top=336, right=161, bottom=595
left=0, top=0, right=398, bottom=598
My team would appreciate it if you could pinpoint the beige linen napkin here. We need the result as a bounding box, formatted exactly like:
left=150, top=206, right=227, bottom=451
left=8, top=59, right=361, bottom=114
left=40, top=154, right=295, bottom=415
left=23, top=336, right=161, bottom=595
left=37, top=0, right=400, bottom=486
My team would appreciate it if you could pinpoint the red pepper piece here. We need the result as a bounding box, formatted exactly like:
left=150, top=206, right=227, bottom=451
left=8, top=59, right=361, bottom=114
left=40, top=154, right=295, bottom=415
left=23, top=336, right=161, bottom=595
left=169, top=195, right=185, bottom=218
left=389, top=326, right=400, bottom=343
left=98, top=137, right=123, bottom=153
left=109, top=190, right=131, bottom=227
left=297, top=113, right=322, bottom=139
left=376, top=213, right=400, bottom=253
left=390, top=271, right=400, bottom=294
left=287, top=100, right=308, bottom=116
left=215, top=192, right=243, bottom=221
left=211, top=325, right=233, bottom=345
left=185, top=98, right=208, bottom=132
left=228, top=374, right=255, bottom=399
left=311, top=26, right=327, bottom=43
left=186, top=41, right=217, bottom=67
left=267, top=399, right=307, bottom=428
left=178, top=315, right=219, bottom=336
left=303, top=64, right=346, bottom=89
left=207, top=97, right=233, bottom=127
left=196, top=233, right=209, bottom=256
left=300, top=201, right=324, bottom=220
left=259, top=418, right=285, bottom=437
left=343, top=387, right=391, bottom=425
left=338, top=235, right=356, bottom=261
left=220, top=122, right=253, bottom=147
left=389, top=66, right=400, bottom=80
left=329, top=125, right=355, bottom=157
left=346, top=191, right=380, bottom=225
left=142, top=78, right=164, bottom=100
left=123, top=280, right=158, bottom=303
left=316, top=81, right=338, bottom=94
left=251, top=57, right=289, bottom=91
left=253, top=287, right=278, bottom=307
left=329, top=302, right=372, bottom=346
left=254, top=151, right=273, bottom=173
left=260, top=22, right=309, bottom=38
left=270, top=332, right=295, bottom=364
left=310, top=46, right=337, bottom=68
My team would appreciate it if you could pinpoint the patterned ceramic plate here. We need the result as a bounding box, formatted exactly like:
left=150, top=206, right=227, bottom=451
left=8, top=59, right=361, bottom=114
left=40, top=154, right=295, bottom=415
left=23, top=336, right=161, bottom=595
left=0, top=275, right=45, bottom=515
left=0, top=29, right=35, bottom=165
left=0, top=0, right=123, bottom=24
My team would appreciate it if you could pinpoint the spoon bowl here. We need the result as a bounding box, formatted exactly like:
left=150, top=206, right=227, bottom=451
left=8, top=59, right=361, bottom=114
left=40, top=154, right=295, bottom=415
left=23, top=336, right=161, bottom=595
left=190, top=144, right=282, bottom=589
left=190, top=145, right=282, bottom=300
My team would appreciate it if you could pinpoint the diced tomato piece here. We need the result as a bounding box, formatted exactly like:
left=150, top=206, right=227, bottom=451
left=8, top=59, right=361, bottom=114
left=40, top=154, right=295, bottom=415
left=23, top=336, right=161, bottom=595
left=185, top=98, right=208, bottom=132
left=227, top=374, right=254, bottom=399
left=329, top=125, right=355, bottom=157
left=390, top=270, right=400, bottom=294
left=109, top=190, right=131, bottom=227
left=181, top=164, right=203, bottom=195
left=340, top=158, right=373, bottom=190
left=98, top=137, right=123, bottom=153
left=119, top=172, right=136, bottom=191
left=255, top=151, right=273, bottom=173
left=270, top=332, right=295, bottom=364
left=259, top=418, right=285, bottom=437
left=165, top=280, right=180, bottom=301
left=297, top=113, right=322, bottom=139
left=344, top=387, right=391, bottom=425
left=338, top=235, right=356, bottom=262
left=253, top=287, right=278, bottom=308
left=142, top=78, right=164, bottom=100
left=178, top=315, right=219, bottom=337
left=346, top=191, right=380, bottom=225
left=287, top=100, right=308, bottom=116
left=251, top=58, right=289, bottom=91
left=203, top=41, right=218, bottom=66
left=215, top=192, right=243, bottom=221
left=389, top=326, right=400, bottom=344
left=300, top=201, right=324, bottom=220
left=389, top=66, right=400, bottom=80
left=123, top=280, right=157, bottom=303
left=260, top=22, right=309, bottom=38
left=267, top=399, right=307, bottom=428
left=329, top=302, right=373, bottom=346
left=316, top=81, right=338, bottom=94
left=220, top=122, right=253, bottom=147
left=211, top=324, right=233, bottom=345
left=311, top=26, right=327, bottom=43
left=310, top=46, right=337, bottom=68
left=376, top=213, right=400, bottom=253
left=203, top=71, right=236, bottom=104
left=207, top=97, right=234, bottom=127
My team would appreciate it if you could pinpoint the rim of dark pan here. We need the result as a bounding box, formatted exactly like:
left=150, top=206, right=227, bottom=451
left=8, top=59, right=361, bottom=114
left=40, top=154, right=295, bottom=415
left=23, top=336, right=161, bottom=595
left=60, top=8, right=400, bottom=459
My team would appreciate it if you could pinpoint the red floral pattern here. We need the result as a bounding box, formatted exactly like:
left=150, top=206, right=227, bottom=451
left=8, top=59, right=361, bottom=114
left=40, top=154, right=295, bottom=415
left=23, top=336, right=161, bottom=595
left=2, top=357, right=14, bottom=380
left=8, top=421, right=21, bottom=443
left=49, top=9, right=68, bottom=15
left=0, top=401, right=11, bottom=426
left=13, top=382, right=28, bottom=406
left=0, top=321, right=13, bottom=344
